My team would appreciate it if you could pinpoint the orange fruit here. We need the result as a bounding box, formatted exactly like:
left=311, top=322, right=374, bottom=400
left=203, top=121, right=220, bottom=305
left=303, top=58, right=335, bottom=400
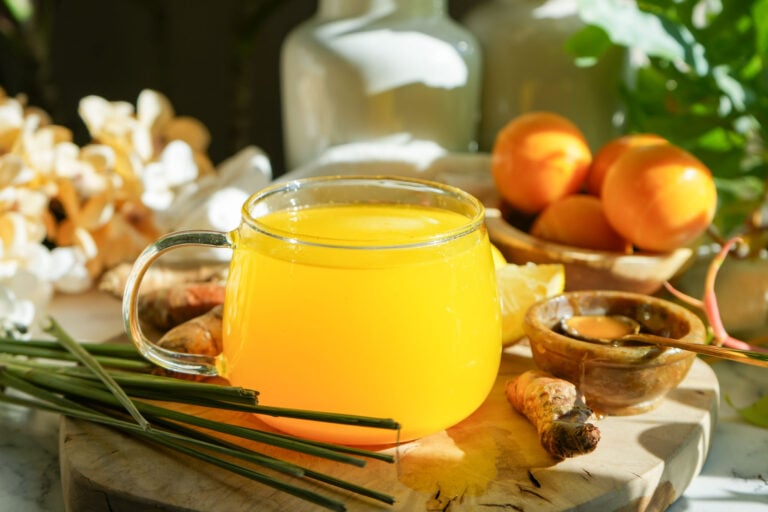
left=602, top=144, right=717, bottom=253
left=587, top=133, right=668, bottom=196
left=491, top=112, right=592, bottom=214
left=530, top=194, right=631, bottom=252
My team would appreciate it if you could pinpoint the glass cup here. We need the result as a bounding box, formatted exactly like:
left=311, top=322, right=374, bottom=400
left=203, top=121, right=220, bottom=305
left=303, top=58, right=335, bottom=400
left=123, top=175, right=502, bottom=445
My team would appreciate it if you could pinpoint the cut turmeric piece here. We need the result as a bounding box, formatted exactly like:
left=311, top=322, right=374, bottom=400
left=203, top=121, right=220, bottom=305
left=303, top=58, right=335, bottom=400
left=505, top=369, right=600, bottom=460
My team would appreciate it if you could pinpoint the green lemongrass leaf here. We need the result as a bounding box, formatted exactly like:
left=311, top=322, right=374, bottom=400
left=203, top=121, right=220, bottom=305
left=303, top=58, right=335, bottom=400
left=42, top=316, right=150, bottom=430
left=0, top=374, right=382, bottom=510
left=0, top=365, right=95, bottom=414
left=153, top=416, right=396, bottom=505
left=726, top=394, right=768, bottom=428
left=51, top=366, right=259, bottom=405
left=9, top=366, right=376, bottom=466
left=156, top=435, right=346, bottom=512
left=137, top=403, right=376, bottom=467
left=251, top=405, right=400, bottom=431
left=0, top=388, right=345, bottom=512
left=0, top=343, right=152, bottom=370
left=0, top=337, right=145, bottom=359
left=101, top=380, right=398, bottom=431
left=1, top=322, right=398, bottom=510
left=1, top=368, right=393, bottom=507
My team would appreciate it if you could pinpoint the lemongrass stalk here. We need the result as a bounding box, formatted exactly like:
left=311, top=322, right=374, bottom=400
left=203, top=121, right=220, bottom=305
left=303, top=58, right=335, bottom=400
left=132, top=401, right=377, bottom=467
left=249, top=404, right=400, bottom=430
left=0, top=365, right=96, bottom=414
left=9, top=366, right=377, bottom=466
left=1, top=323, right=399, bottom=510
left=156, top=435, right=346, bottom=512
left=0, top=388, right=346, bottom=512
left=41, top=316, right=151, bottom=430
left=0, top=373, right=394, bottom=509
left=154, top=416, right=396, bottom=505
left=2, top=354, right=397, bottom=446
left=49, top=366, right=259, bottom=405
left=0, top=344, right=152, bottom=370
left=0, top=338, right=146, bottom=358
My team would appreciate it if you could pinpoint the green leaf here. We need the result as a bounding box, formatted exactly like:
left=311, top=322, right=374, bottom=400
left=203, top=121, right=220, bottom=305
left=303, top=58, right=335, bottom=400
left=565, top=25, right=613, bottom=67
left=577, top=0, right=709, bottom=74
left=727, top=394, right=768, bottom=428
left=3, top=0, right=33, bottom=23
left=753, top=0, right=768, bottom=55
left=712, top=65, right=748, bottom=112
left=696, top=127, right=739, bottom=153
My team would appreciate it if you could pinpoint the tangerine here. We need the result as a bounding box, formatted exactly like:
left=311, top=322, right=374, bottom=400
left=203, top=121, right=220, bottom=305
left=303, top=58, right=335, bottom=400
left=587, top=133, right=667, bottom=196
left=530, top=194, right=631, bottom=253
left=491, top=112, right=592, bottom=214
left=602, top=144, right=717, bottom=253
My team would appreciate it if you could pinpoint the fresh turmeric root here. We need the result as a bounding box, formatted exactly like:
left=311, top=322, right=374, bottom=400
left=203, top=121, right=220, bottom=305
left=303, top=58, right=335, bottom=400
left=152, top=305, right=223, bottom=381
left=506, top=369, right=600, bottom=460
left=139, top=282, right=225, bottom=330
left=156, top=304, right=223, bottom=356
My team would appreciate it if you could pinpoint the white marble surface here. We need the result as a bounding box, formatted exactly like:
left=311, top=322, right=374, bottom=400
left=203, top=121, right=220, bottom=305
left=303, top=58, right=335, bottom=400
left=1, top=290, right=767, bottom=512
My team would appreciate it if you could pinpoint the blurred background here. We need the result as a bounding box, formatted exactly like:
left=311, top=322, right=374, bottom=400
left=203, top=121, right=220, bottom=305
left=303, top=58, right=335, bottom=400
left=0, top=0, right=478, bottom=176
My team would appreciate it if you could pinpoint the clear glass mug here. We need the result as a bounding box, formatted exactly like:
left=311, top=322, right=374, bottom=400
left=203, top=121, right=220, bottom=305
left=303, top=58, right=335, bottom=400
left=123, top=176, right=502, bottom=445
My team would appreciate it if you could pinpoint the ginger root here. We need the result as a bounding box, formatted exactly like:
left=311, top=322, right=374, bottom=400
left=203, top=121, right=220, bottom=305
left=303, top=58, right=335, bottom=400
left=99, top=261, right=228, bottom=298
left=506, top=369, right=600, bottom=460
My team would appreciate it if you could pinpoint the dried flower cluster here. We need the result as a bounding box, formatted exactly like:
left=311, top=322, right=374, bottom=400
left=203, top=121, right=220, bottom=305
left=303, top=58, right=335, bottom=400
left=0, top=88, right=269, bottom=336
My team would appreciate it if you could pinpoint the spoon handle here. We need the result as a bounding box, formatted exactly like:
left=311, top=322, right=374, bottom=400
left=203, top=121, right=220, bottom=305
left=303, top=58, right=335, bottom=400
left=623, top=334, right=768, bottom=369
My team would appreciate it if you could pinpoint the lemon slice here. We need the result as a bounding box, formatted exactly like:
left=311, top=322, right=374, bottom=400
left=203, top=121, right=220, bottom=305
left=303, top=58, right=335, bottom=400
left=496, top=262, right=565, bottom=346
left=491, top=244, right=507, bottom=269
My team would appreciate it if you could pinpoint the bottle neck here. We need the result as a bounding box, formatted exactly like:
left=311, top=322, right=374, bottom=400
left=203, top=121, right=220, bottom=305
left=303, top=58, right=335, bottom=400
left=317, top=0, right=445, bottom=19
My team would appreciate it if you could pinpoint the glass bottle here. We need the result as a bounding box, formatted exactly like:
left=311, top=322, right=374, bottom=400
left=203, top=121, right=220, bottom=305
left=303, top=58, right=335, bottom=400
left=280, top=0, right=481, bottom=170
left=463, top=0, right=625, bottom=151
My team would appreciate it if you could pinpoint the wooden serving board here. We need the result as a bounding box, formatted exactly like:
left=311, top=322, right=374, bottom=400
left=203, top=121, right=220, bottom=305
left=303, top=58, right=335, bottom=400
left=59, top=343, right=719, bottom=512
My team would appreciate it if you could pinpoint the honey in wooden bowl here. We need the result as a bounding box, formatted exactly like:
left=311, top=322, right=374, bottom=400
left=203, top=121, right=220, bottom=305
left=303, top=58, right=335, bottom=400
left=524, top=290, right=707, bottom=415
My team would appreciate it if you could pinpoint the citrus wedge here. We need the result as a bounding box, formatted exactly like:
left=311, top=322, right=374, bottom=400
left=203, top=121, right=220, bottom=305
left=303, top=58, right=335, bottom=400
left=497, top=262, right=565, bottom=346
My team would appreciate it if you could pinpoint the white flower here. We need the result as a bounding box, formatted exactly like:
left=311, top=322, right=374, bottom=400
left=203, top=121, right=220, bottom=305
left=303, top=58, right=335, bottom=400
left=48, top=246, right=93, bottom=294
left=141, top=140, right=200, bottom=220
left=0, top=267, right=54, bottom=338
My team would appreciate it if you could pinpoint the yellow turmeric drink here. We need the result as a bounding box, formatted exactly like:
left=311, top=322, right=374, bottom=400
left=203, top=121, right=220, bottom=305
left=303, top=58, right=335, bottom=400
left=222, top=203, right=502, bottom=445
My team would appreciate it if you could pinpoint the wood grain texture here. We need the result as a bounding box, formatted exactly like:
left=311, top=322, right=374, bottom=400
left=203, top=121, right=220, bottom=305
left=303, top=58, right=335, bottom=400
left=59, top=343, right=719, bottom=512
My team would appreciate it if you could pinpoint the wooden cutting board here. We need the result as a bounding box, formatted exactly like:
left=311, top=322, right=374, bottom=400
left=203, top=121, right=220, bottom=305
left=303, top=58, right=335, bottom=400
left=59, top=343, right=719, bottom=512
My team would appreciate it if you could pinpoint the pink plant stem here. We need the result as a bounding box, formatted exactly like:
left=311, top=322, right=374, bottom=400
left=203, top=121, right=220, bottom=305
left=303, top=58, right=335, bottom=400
left=703, top=237, right=768, bottom=353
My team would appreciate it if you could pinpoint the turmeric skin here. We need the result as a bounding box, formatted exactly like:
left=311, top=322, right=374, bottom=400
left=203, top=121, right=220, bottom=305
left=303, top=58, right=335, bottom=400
left=156, top=304, right=223, bottom=356
left=152, top=305, right=223, bottom=381
left=139, top=282, right=225, bottom=330
left=506, top=370, right=600, bottom=460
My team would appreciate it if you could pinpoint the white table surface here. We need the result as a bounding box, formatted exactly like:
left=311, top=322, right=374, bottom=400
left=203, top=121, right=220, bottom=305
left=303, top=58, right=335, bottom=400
left=1, top=289, right=767, bottom=512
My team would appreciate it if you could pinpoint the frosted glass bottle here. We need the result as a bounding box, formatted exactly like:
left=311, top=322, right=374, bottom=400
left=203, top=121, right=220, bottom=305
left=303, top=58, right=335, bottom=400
left=280, top=0, right=481, bottom=170
left=463, top=0, right=624, bottom=151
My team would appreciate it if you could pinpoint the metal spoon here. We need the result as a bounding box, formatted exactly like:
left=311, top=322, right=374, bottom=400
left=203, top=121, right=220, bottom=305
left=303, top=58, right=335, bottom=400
left=561, top=315, right=768, bottom=369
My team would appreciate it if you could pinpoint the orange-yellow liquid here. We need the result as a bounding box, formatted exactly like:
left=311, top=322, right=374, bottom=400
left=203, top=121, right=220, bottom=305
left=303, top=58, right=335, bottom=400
left=221, top=203, right=501, bottom=445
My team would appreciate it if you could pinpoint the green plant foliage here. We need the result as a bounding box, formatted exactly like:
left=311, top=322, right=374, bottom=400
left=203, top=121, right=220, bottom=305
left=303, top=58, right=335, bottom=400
left=571, top=0, right=768, bottom=243
left=727, top=394, right=768, bottom=428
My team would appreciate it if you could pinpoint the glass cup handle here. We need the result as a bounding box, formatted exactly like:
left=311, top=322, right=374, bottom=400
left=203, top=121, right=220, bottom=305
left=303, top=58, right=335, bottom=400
left=122, top=230, right=231, bottom=376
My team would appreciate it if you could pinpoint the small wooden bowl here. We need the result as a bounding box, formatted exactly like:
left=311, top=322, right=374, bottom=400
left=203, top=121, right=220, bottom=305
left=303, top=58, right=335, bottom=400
left=485, top=207, right=692, bottom=295
left=524, top=290, right=707, bottom=415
